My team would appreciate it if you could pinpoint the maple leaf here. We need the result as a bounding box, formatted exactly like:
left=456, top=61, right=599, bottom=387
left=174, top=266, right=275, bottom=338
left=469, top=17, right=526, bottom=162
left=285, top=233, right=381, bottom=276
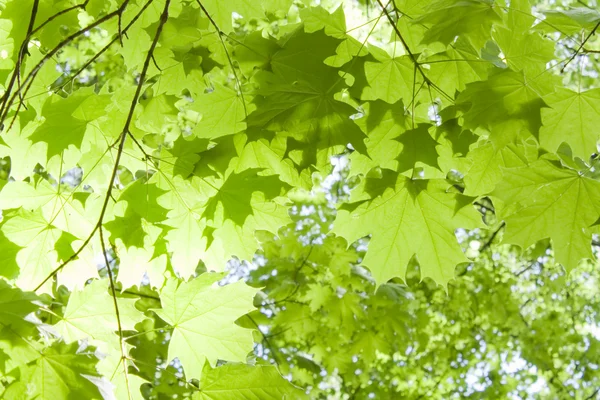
left=363, top=50, right=417, bottom=104
left=457, top=69, right=547, bottom=134
left=191, top=83, right=248, bottom=139
left=539, top=88, right=600, bottom=160
left=8, top=342, right=105, bottom=400
left=1, top=209, right=62, bottom=293
left=493, top=159, right=600, bottom=271
left=247, top=29, right=366, bottom=169
left=334, top=174, right=483, bottom=287
left=349, top=100, right=409, bottom=176
left=2, top=0, right=600, bottom=396
left=463, top=137, right=536, bottom=196
left=0, top=280, right=39, bottom=336
left=415, top=0, right=501, bottom=49
left=535, top=8, right=600, bottom=36
left=116, top=239, right=168, bottom=290
left=395, top=124, right=440, bottom=174
left=29, top=90, right=97, bottom=159
left=55, top=279, right=143, bottom=343
left=197, top=0, right=272, bottom=33
left=154, top=274, right=258, bottom=379
left=423, top=39, right=489, bottom=96
left=300, top=5, right=346, bottom=39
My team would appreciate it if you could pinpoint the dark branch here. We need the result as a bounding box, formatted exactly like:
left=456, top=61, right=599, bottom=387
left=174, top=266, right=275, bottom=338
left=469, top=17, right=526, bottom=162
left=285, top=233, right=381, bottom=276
left=480, top=221, right=506, bottom=252
left=561, top=20, right=600, bottom=73
left=0, top=0, right=133, bottom=129
left=0, top=0, right=40, bottom=122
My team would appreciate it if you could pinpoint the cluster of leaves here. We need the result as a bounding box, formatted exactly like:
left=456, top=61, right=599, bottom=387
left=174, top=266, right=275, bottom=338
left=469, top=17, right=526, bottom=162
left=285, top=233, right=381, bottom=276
left=0, top=0, right=599, bottom=398
left=248, top=196, right=600, bottom=398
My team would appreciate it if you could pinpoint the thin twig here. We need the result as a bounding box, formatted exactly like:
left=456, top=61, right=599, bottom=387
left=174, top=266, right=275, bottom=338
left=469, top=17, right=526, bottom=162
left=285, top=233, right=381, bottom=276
left=269, top=246, right=314, bottom=306
left=561, top=21, right=600, bottom=73
left=480, top=221, right=506, bottom=252
left=0, top=0, right=132, bottom=129
left=195, top=0, right=247, bottom=117
left=96, top=1, right=171, bottom=397
left=122, top=289, right=160, bottom=300
left=34, top=1, right=165, bottom=291
left=33, top=1, right=157, bottom=291
left=0, top=0, right=40, bottom=125
left=245, top=314, right=280, bottom=365
left=98, top=225, right=132, bottom=399
left=30, top=0, right=90, bottom=36
left=53, top=0, right=156, bottom=94
left=585, top=387, right=600, bottom=400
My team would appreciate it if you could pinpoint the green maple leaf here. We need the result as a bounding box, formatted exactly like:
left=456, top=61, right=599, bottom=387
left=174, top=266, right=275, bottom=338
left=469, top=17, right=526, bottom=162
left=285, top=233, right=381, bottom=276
left=395, top=124, right=440, bottom=174
left=232, top=32, right=281, bottom=78
left=1, top=209, right=61, bottom=293
left=201, top=169, right=289, bottom=227
left=0, top=230, right=20, bottom=279
left=492, top=0, right=555, bottom=76
left=196, top=168, right=291, bottom=266
left=539, top=88, right=600, bottom=160
left=0, top=179, right=95, bottom=240
left=463, top=138, right=536, bottom=196
left=116, top=241, right=167, bottom=290
left=457, top=69, right=547, bottom=134
left=363, top=51, right=417, bottom=104
left=191, top=83, right=248, bottom=139
left=493, top=159, right=600, bottom=271
left=119, top=180, right=169, bottom=223
left=247, top=30, right=366, bottom=169
left=414, top=0, right=501, bottom=49
left=198, top=0, right=266, bottom=33
left=0, top=280, right=39, bottom=339
left=118, top=22, right=152, bottom=71
left=10, top=341, right=105, bottom=400
left=30, top=89, right=101, bottom=159
left=55, top=279, right=143, bottom=343
left=193, top=362, right=307, bottom=399
left=152, top=171, right=210, bottom=277
left=0, top=0, right=30, bottom=67
left=160, top=135, right=210, bottom=178
left=153, top=274, right=258, bottom=379
left=435, top=116, right=478, bottom=159
left=349, top=100, right=410, bottom=176
left=300, top=5, right=346, bottom=39
left=105, top=208, right=147, bottom=249
left=423, top=39, right=489, bottom=96
left=536, top=8, right=600, bottom=36
left=233, top=132, right=310, bottom=188
left=463, top=143, right=505, bottom=196
left=334, top=174, right=483, bottom=286
left=0, top=119, right=47, bottom=181
left=136, top=94, right=179, bottom=134
left=0, top=0, right=78, bottom=69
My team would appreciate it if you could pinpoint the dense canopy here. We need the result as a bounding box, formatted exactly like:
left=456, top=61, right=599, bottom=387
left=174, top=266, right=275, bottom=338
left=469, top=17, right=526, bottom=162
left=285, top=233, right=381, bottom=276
left=0, top=0, right=600, bottom=398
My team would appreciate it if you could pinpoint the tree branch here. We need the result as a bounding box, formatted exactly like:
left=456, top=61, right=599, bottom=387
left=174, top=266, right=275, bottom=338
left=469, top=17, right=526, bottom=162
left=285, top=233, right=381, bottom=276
left=0, top=0, right=40, bottom=128
left=561, top=20, right=600, bottom=73
left=97, top=1, right=171, bottom=398
left=480, top=221, right=506, bottom=252
left=0, top=0, right=133, bottom=129
left=52, top=0, right=156, bottom=95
